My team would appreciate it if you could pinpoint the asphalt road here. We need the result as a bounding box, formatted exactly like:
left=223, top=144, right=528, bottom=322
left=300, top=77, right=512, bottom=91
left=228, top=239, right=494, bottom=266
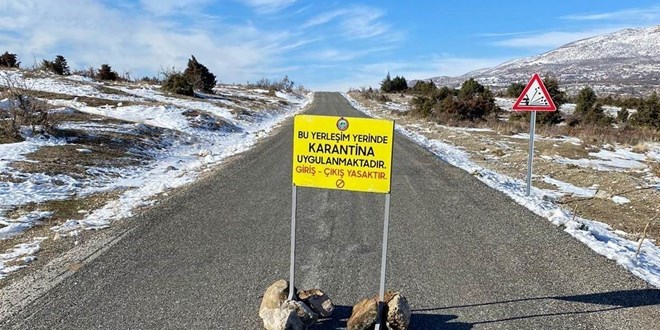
left=2, top=92, right=658, bottom=329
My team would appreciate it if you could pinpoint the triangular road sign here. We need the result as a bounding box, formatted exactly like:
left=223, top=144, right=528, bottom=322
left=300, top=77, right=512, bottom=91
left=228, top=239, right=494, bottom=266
left=512, top=73, right=557, bottom=111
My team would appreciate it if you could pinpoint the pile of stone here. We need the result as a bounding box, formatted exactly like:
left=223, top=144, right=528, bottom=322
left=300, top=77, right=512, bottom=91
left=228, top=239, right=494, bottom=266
left=347, top=291, right=411, bottom=330
left=259, top=280, right=410, bottom=330
left=259, top=279, right=334, bottom=330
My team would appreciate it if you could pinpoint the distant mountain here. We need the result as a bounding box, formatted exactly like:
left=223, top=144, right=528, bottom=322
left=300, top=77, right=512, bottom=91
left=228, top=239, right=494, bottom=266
left=421, top=26, right=660, bottom=96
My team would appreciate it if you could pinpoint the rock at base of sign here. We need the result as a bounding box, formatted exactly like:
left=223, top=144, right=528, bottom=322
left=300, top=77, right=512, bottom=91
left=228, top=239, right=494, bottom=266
left=260, top=280, right=332, bottom=330
left=259, top=279, right=291, bottom=314
left=385, top=291, right=411, bottom=330
left=347, top=291, right=411, bottom=330
left=298, top=289, right=334, bottom=318
left=347, top=297, right=379, bottom=330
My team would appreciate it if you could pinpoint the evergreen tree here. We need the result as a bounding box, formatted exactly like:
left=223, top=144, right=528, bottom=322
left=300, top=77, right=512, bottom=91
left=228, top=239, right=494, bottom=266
left=183, top=55, right=217, bottom=93
left=458, top=78, right=484, bottom=100
left=0, top=52, right=19, bottom=68
left=506, top=82, right=525, bottom=98
left=42, top=55, right=70, bottom=75
left=631, top=92, right=660, bottom=128
left=575, top=86, right=597, bottom=117
left=572, top=86, right=611, bottom=125
left=161, top=73, right=194, bottom=96
left=97, top=64, right=118, bottom=80
left=412, top=80, right=436, bottom=95
left=390, top=75, right=408, bottom=92
left=380, top=72, right=393, bottom=93
left=583, top=102, right=612, bottom=126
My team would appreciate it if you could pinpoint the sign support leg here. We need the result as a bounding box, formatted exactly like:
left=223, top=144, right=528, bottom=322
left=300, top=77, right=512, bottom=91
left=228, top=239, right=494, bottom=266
left=526, top=112, right=537, bottom=196
left=288, top=185, right=297, bottom=300
left=374, top=193, right=391, bottom=330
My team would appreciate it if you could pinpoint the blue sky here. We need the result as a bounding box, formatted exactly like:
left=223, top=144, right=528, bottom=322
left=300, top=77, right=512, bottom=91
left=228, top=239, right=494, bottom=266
left=1, top=1, right=659, bottom=91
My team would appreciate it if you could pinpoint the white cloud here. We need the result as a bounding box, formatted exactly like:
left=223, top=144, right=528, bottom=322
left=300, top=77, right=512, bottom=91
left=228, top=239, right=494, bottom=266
left=308, top=57, right=506, bottom=91
left=492, top=28, right=621, bottom=49
left=310, top=46, right=393, bottom=62
left=139, top=0, right=211, bottom=16
left=0, top=0, right=295, bottom=82
left=302, top=5, right=392, bottom=40
left=302, top=9, right=347, bottom=28
left=238, top=0, right=299, bottom=14
left=561, top=5, right=660, bottom=21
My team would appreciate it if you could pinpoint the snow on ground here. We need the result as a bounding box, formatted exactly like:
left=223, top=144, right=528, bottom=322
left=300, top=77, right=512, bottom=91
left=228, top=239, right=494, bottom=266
left=0, top=71, right=141, bottom=102
left=384, top=101, right=408, bottom=112
left=542, top=176, right=597, bottom=198
left=0, top=237, right=46, bottom=279
left=0, top=72, right=312, bottom=278
left=553, top=148, right=648, bottom=172
left=344, top=93, right=660, bottom=288
left=116, top=86, right=235, bottom=121
left=612, top=196, right=631, bottom=204
left=495, top=97, right=633, bottom=117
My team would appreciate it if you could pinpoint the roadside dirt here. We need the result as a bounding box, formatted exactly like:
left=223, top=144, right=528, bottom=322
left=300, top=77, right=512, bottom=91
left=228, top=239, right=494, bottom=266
left=351, top=93, right=660, bottom=243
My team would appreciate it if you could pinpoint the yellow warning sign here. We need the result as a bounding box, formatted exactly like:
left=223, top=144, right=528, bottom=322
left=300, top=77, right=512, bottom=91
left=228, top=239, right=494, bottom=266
left=292, top=115, right=394, bottom=193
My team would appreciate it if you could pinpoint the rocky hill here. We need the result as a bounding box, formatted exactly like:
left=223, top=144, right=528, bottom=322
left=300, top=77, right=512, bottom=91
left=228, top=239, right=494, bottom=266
left=423, top=26, right=660, bottom=95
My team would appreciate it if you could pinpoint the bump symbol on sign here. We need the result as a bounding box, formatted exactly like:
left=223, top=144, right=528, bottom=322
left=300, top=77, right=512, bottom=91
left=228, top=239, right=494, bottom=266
left=336, top=179, right=345, bottom=188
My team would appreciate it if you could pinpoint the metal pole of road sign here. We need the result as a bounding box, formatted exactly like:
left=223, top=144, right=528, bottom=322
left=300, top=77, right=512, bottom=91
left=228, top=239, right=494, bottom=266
left=526, top=112, right=537, bottom=196
left=374, top=193, right=391, bottom=330
left=288, top=185, right=297, bottom=301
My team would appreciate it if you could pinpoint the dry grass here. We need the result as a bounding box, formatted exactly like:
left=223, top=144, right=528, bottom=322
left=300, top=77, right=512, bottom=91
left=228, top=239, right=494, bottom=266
left=29, top=90, right=147, bottom=108
left=10, top=143, right=143, bottom=178
left=632, top=142, right=650, bottom=153
left=0, top=192, right=124, bottom=287
left=351, top=92, right=660, bottom=244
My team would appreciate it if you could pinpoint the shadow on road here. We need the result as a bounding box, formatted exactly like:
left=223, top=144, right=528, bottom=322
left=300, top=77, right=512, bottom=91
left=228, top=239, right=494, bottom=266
left=409, top=314, right=473, bottom=329
left=311, top=290, right=659, bottom=328
left=313, top=305, right=470, bottom=329
left=413, top=288, right=660, bottom=312
left=412, top=289, right=659, bottom=326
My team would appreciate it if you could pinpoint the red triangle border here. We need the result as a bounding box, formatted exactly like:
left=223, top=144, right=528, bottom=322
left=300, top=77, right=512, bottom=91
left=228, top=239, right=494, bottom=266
left=512, top=73, right=557, bottom=112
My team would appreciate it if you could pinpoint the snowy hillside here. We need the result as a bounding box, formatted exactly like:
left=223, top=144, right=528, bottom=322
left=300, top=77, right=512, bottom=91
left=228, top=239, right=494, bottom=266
left=0, top=70, right=311, bottom=279
left=425, top=26, right=660, bottom=95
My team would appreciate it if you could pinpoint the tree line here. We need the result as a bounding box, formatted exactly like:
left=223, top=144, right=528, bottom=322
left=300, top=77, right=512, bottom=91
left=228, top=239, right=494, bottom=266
left=370, top=72, right=659, bottom=130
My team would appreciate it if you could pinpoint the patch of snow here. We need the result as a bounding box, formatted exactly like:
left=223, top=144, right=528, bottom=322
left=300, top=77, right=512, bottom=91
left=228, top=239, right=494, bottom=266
left=344, top=92, right=660, bottom=288
left=50, top=92, right=313, bottom=233
left=76, top=104, right=193, bottom=132
left=444, top=126, right=493, bottom=133
left=612, top=196, right=631, bottom=204
left=0, top=71, right=141, bottom=102
left=553, top=148, right=648, bottom=172
left=384, top=102, right=408, bottom=112
left=0, top=98, right=16, bottom=111
left=0, top=211, right=53, bottom=240
left=542, top=176, right=597, bottom=198
left=117, top=86, right=235, bottom=123
left=0, top=237, right=47, bottom=279
left=510, top=133, right=582, bottom=144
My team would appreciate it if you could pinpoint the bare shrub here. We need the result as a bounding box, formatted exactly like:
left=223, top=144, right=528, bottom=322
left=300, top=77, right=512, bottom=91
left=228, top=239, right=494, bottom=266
left=0, top=74, right=55, bottom=139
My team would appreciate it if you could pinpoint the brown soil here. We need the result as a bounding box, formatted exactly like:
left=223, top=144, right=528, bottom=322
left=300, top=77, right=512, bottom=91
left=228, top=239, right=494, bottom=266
left=351, top=92, right=660, bottom=243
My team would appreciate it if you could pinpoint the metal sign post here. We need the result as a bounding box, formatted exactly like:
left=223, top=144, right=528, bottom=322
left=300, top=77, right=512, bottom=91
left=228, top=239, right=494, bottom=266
left=525, top=112, right=536, bottom=196
left=374, top=193, right=391, bottom=330
left=512, top=74, right=557, bottom=196
left=289, top=114, right=395, bottom=325
left=288, top=185, right=297, bottom=300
